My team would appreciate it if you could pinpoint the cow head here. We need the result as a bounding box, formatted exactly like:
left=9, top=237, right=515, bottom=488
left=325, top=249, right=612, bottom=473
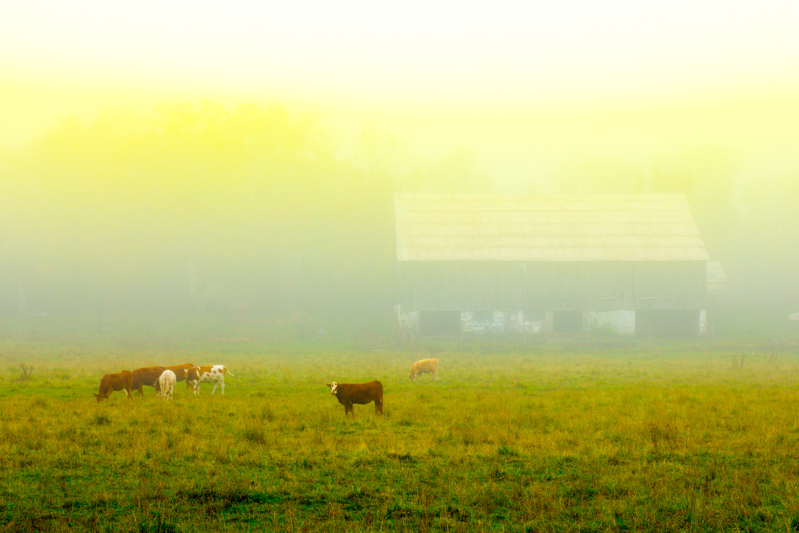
left=93, top=393, right=109, bottom=402
left=327, top=382, right=339, bottom=395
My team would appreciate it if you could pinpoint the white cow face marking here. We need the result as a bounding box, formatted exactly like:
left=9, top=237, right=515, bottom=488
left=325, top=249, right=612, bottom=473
left=328, top=382, right=338, bottom=395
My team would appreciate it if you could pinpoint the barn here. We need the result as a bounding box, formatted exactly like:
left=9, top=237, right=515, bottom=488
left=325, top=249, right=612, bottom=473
left=394, top=193, right=711, bottom=336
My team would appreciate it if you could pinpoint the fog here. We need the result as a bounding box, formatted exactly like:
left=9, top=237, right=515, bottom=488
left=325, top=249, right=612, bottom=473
left=2, top=2, right=799, bottom=337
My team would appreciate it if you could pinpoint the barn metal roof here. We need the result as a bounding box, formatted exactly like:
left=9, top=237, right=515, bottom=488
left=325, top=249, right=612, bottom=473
left=395, top=193, right=710, bottom=262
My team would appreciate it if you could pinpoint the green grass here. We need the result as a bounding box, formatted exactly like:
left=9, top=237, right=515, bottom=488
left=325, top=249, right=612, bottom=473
left=3, top=331, right=799, bottom=531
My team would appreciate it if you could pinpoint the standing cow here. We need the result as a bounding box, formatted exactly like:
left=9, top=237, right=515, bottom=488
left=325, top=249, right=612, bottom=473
left=94, top=370, right=133, bottom=402
left=186, top=365, right=234, bottom=395
left=326, top=381, right=383, bottom=417
left=131, top=366, right=166, bottom=396
left=157, top=370, right=176, bottom=400
left=409, top=358, right=439, bottom=381
left=163, top=363, right=195, bottom=390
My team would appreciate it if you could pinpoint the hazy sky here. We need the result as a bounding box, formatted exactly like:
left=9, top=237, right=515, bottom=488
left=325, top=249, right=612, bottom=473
left=2, top=1, right=798, bottom=189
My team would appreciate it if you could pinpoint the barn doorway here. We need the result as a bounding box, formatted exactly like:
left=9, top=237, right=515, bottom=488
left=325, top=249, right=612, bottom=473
left=553, top=311, right=583, bottom=332
left=419, top=310, right=461, bottom=336
left=636, top=310, right=699, bottom=336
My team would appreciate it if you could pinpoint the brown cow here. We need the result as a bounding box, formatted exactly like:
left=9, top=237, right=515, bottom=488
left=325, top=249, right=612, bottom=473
left=163, top=363, right=195, bottom=390
left=94, top=370, right=133, bottom=402
left=131, top=366, right=166, bottom=395
left=326, top=381, right=383, bottom=417
left=409, top=358, right=438, bottom=381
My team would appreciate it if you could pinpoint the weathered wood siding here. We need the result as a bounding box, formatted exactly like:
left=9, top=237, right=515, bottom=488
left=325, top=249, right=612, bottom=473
left=397, top=261, right=706, bottom=313
left=634, top=261, right=707, bottom=310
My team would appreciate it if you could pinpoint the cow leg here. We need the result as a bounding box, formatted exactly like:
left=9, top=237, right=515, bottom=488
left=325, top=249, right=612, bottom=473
left=220, top=381, right=225, bottom=394
left=434, top=370, right=438, bottom=381
left=211, top=382, right=218, bottom=394
left=375, top=399, right=383, bottom=414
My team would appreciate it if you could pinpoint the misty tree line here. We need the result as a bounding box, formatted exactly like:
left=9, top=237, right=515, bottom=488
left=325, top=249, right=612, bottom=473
left=1, top=101, right=797, bottom=324
left=0, top=102, right=489, bottom=322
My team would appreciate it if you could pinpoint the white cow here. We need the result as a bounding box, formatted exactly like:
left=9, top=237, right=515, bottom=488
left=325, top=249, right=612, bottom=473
left=157, top=369, right=176, bottom=400
left=185, top=365, right=234, bottom=395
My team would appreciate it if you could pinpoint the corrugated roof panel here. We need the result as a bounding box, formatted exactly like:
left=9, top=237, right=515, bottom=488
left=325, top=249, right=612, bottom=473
left=395, top=193, right=710, bottom=262
left=400, top=235, right=707, bottom=249
left=399, top=210, right=695, bottom=226
left=396, top=223, right=701, bottom=238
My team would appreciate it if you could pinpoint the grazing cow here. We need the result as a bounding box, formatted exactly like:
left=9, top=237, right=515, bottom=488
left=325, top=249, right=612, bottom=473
left=186, top=365, right=234, bottom=395
left=94, top=370, right=133, bottom=402
left=409, top=358, right=439, bottom=381
left=163, top=363, right=195, bottom=390
left=131, top=366, right=166, bottom=396
left=326, top=381, right=383, bottom=417
left=157, top=370, right=177, bottom=400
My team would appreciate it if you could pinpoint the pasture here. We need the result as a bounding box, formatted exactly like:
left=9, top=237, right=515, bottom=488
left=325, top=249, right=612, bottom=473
left=2, top=321, right=799, bottom=531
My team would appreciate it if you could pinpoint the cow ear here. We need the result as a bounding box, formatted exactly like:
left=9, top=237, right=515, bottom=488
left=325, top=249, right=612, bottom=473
left=326, top=383, right=331, bottom=388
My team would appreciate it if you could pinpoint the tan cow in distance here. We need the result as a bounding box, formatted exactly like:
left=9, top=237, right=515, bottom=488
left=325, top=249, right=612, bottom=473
left=327, top=381, right=383, bottom=417
left=94, top=370, right=132, bottom=402
left=131, top=366, right=166, bottom=396
left=409, top=358, right=438, bottom=381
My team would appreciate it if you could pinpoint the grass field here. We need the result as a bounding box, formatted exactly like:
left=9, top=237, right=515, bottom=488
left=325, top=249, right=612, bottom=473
left=3, top=321, right=799, bottom=532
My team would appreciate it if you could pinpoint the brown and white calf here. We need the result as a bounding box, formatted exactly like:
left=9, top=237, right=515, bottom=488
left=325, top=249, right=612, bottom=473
left=157, top=370, right=177, bottom=400
left=94, top=370, right=133, bottom=402
left=186, top=365, right=234, bottom=395
left=326, top=381, right=383, bottom=417
left=131, top=366, right=166, bottom=396
left=409, top=358, right=439, bottom=381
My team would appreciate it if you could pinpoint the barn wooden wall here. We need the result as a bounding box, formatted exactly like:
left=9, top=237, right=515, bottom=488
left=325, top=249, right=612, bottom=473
left=396, top=261, right=707, bottom=315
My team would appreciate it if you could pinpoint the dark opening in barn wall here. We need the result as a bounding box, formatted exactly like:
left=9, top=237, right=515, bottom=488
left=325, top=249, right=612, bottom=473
left=553, top=311, right=583, bottom=332
left=419, top=310, right=461, bottom=336
left=636, top=310, right=700, bottom=336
